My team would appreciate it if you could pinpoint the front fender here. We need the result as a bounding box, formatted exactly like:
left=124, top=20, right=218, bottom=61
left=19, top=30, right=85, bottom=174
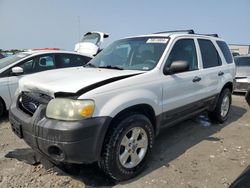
left=93, top=89, right=161, bottom=118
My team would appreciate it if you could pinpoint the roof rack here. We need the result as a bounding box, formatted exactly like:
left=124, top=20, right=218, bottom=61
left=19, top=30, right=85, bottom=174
left=154, top=29, right=195, bottom=34
left=154, top=29, right=219, bottom=37
left=199, top=33, right=219, bottom=37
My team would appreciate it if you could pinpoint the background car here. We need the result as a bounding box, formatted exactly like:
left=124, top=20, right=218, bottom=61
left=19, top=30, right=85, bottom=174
left=234, top=55, right=250, bottom=92
left=74, top=31, right=109, bottom=55
left=0, top=50, right=92, bottom=117
left=0, top=53, right=5, bottom=59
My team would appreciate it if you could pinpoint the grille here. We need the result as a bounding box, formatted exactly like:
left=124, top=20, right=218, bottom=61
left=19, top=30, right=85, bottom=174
left=18, top=92, right=52, bottom=115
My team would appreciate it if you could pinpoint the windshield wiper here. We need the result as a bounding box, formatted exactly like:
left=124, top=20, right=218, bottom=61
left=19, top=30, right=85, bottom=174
left=98, top=65, right=124, bottom=70
left=83, top=63, right=97, bottom=68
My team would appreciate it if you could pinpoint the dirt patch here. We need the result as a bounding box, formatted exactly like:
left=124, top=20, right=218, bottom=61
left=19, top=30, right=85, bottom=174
left=0, top=95, right=249, bottom=187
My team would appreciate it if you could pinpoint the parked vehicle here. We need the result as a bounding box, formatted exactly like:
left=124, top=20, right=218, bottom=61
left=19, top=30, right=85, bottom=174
left=9, top=30, right=235, bottom=181
left=74, top=31, right=109, bottom=55
left=0, top=53, right=5, bottom=59
left=234, top=55, right=250, bottom=92
left=0, top=50, right=92, bottom=117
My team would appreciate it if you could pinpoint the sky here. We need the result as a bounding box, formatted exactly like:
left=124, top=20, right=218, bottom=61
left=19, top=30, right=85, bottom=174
left=0, top=0, right=249, bottom=50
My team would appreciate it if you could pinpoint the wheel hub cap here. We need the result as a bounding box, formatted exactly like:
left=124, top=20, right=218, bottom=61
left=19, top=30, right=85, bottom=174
left=221, top=95, right=230, bottom=118
left=119, top=127, right=148, bottom=168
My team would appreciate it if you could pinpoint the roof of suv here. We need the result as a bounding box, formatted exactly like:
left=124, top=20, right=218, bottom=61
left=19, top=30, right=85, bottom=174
left=124, top=30, right=223, bottom=41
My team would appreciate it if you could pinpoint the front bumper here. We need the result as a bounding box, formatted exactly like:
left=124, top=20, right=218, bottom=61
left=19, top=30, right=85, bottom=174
left=9, top=98, right=112, bottom=164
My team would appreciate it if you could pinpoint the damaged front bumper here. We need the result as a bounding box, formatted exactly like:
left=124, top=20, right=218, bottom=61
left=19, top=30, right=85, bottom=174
left=9, top=94, right=111, bottom=164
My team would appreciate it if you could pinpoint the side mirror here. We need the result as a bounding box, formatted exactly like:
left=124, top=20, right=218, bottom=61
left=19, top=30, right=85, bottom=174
left=164, top=60, right=189, bottom=75
left=11, top=67, right=24, bottom=75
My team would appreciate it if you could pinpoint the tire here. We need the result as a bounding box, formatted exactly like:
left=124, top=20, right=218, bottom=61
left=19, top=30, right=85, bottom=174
left=99, top=113, right=154, bottom=181
left=245, top=87, right=250, bottom=106
left=0, top=99, right=5, bottom=117
left=209, top=88, right=232, bottom=123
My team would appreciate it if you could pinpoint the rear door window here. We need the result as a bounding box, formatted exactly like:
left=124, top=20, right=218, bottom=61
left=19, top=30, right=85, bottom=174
left=55, top=54, right=91, bottom=68
left=198, top=39, right=221, bottom=68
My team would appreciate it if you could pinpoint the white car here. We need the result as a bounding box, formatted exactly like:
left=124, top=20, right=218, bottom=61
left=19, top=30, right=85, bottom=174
left=234, top=55, right=250, bottom=92
left=0, top=50, right=92, bottom=117
left=10, top=30, right=235, bottom=181
left=74, top=31, right=109, bottom=55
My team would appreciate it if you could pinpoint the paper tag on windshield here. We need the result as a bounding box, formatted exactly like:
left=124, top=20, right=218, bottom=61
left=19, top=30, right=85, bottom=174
left=146, top=38, right=168, bottom=44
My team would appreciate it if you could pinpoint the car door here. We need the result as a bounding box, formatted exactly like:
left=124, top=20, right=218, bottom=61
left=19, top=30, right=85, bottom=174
left=160, top=38, right=205, bottom=126
left=74, top=31, right=109, bottom=56
left=197, top=39, right=223, bottom=97
left=8, top=54, right=56, bottom=99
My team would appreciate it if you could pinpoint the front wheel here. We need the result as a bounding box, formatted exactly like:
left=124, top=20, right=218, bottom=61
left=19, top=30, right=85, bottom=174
left=209, top=88, right=232, bottom=123
left=99, top=113, right=154, bottom=181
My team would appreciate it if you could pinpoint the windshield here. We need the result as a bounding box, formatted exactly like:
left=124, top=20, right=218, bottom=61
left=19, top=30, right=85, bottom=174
left=234, top=57, right=250, bottom=66
left=88, top=37, right=168, bottom=71
left=0, top=53, right=30, bottom=70
left=80, top=33, right=100, bottom=45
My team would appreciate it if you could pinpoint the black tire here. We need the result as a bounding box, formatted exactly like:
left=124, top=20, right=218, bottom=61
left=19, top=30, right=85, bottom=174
left=99, top=113, right=154, bottom=181
left=245, top=87, right=250, bottom=106
left=0, top=99, right=5, bottom=117
left=209, top=88, right=232, bottom=123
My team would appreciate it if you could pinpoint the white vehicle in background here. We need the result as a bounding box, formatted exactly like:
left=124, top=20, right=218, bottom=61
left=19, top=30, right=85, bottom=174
left=0, top=50, right=92, bottom=117
left=74, top=31, right=109, bottom=55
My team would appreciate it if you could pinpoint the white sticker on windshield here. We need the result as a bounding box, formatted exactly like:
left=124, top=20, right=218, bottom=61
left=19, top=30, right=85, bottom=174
left=146, top=38, right=169, bottom=44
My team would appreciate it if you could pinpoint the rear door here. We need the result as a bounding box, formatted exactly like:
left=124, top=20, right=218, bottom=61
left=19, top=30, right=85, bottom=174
left=197, top=39, right=223, bottom=97
left=74, top=32, right=109, bottom=56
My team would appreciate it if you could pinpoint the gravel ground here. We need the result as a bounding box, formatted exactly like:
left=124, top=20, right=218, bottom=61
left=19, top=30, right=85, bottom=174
left=0, top=94, right=249, bottom=188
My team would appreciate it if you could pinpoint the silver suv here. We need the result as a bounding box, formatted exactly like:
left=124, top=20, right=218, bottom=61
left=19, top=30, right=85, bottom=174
left=9, top=30, right=235, bottom=181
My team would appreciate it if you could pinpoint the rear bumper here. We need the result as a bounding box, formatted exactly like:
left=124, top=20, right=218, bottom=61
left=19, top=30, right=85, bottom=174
left=9, top=98, right=112, bottom=164
left=234, top=78, right=250, bottom=92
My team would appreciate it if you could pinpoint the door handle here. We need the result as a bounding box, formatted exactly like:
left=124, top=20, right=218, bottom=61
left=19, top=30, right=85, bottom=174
left=193, top=76, right=201, bottom=82
left=218, top=71, right=224, bottom=76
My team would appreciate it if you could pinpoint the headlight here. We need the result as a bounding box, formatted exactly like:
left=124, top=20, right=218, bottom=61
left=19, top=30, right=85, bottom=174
left=46, top=98, right=95, bottom=121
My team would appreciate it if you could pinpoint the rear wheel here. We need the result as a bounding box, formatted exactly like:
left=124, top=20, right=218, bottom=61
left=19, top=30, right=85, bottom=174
left=99, top=113, right=154, bottom=181
left=209, top=88, right=231, bottom=123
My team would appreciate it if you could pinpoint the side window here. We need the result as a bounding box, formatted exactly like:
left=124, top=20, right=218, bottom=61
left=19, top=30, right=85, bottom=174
left=19, top=59, right=34, bottom=74
left=19, top=54, right=55, bottom=74
left=198, top=39, right=222, bottom=68
left=216, top=41, right=233, bottom=64
left=55, top=54, right=91, bottom=68
left=164, top=39, right=198, bottom=71
left=234, top=57, right=250, bottom=66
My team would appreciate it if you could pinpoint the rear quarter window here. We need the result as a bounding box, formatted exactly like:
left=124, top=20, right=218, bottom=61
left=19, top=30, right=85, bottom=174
left=216, top=41, right=233, bottom=64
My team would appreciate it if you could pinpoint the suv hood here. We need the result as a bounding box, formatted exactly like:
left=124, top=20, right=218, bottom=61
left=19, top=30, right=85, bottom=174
left=19, top=67, right=143, bottom=97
